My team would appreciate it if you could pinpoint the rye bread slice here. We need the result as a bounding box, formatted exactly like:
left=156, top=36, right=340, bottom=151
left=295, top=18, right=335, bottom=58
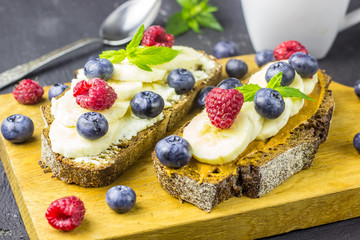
left=39, top=52, right=222, bottom=187
left=153, top=71, right=334, bottom=212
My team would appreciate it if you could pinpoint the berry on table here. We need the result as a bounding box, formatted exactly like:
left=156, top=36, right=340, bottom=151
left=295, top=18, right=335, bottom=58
left=213, top=40, right=239, bottom=59
left=205, top=87, right=244, bottom=129
left=142, top=25, right=175, bottom=47
left=254, top=88, right=285, bottom=119
left=255, top=49, right=275, bottom=67
left=196, top=86, right=215, bottom=108
left=84, top=57, right=114, bottom=81
left=354, top=132, right=360, bottom=153
left=73, top=78, right=117, bottom=111
left=13, top=79, right=44, bottom=104
left=167, top=68, right=195, bottom=94
left=289, top=52, right=319, bottom=78
left=1, top=114, right=34, bottom=143
left=76, top=112, right=108, bottom=140
left=48, top=83, right=69, bottom=100
left=106, top=185, right=136, bottom=213
left=265, top=62, right=295, bottom=86
left=226, top=59, right=248, bottom=79
left=155, top=135, right=192, bottom=168
left=273, top=40, right=308, bottom=60
left=354, top=80, right=360, bottom=98
left=45, top=196, right=85, bottom=231
left=130, top=91, right=164, bottom=119
left=217, top=77, right=243, bottom=89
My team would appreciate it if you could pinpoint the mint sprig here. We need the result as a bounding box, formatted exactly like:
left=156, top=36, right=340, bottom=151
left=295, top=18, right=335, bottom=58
left=236, top=72, right=314, bottom=102
left=165, top=0, right=223, bottom=36
left=99, top=25, right=181, bottom=72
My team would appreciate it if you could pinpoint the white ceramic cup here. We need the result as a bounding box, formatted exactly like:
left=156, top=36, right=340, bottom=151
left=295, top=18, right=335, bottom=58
left=241, top=0, right=360, bottom=59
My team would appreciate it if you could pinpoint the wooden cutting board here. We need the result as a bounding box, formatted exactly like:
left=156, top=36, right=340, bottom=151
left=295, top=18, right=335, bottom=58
left=1, top=55, right=360, bottom=240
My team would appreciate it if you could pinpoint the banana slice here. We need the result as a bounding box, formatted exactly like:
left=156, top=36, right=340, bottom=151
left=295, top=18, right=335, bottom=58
left=303, top=73, right=318, bottom=95
left=241, top=102, right=264, bottom=139
left=248, top=63, right=269, bottom=87
left=256, top=98, right=293, bottom=141
left=183, top=111, right=253, bottom=165
left=288, top=73, right=305, bottom=117
left=108, top=81, right=143, bottom=100
left=112, top=63, right=167, bottom=83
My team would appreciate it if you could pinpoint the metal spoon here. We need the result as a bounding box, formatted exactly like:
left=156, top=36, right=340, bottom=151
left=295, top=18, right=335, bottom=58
left=0, top=0, right=162, bottom=89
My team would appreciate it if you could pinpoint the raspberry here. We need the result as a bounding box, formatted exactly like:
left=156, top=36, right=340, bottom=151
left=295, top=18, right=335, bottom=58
left=273, top=40, right=308, bottom=60
left=73, top=78, right=117, bottom=111
left=142, top=25, right=175, bottom=48
left=45, top=196, right=85, bottom=231
left=13, top=79, right=44, bottom=104
left=205, top=87, right=244, bottom=129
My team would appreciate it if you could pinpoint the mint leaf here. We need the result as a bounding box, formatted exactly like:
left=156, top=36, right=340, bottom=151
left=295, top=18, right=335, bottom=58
left=274, top=87, right=314, bottom=101
left=126, top=25, right=144, bottom=52
left=187, top=18, right=201, bottom=33
left=266, top=72, right=282, bottom=89
left=196, top=12, right=223, bottom=31
left=166, top=12, right=190, bottom=36
left=236, top=83, right=262, bottom=102
left=100, top=49, right=126, bottom=63
left=130, top=59, right=152, bottom=72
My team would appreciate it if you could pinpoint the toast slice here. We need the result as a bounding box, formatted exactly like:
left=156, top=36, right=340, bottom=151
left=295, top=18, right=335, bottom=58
left=153, top=70, right=334, bottom=212
left=39, top=47, right=222, bottom=187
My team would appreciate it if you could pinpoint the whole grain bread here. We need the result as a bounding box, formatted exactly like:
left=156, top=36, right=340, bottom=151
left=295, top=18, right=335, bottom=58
left=153, top=70, right=334, bottom=212
left=39, top=51, right=222, bottom=187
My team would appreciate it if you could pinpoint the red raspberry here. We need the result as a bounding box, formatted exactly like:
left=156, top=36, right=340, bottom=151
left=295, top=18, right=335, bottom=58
left=45, top=196, right=85, bottom=231
left=273, top=40, right=308, bottom=60
left=142, top=25, right=175, bottom=48
left=73, top=78, right=117, bottom=111
left=205, top=87, right=244, bottom=129
left=13, top=79, right=44, bottom=104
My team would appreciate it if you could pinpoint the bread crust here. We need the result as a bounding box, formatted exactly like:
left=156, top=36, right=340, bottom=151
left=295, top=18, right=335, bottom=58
left=39, top=53, right=222, bottom=187
left=153, top=71, right=334, bottom=212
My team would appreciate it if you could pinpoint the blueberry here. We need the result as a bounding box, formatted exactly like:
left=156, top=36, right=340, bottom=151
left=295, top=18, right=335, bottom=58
left=254, top=88, right=285, bottom=119
left=1, top=114, right=34, bottom=143
left=196, top=86, right=215, bottom=108
left=105, top=185, right=136, bottom=213
left=265, top=62, right=295, bottom=86
left=167, top=68, right=195, bottom=94
left=289, top=52, right=319, bottom=78
left=155, top=135, right=192, bottom=168
left=213, top=40, right=239, bottom=59
left=217, top=77, right=243, bottom=89
left=226, top=59, right=248, bottom=79
left=131, top=91, right=164, bottom=119
left=48, top=83, right=69, bottom=100
left=84, top=58, right=114, bottom=81
left=255, top=49, right=275, bottom=67
left=355, top=80, right=360, bottom=98
left=76, top=112, right=108, bottom=140
left=354, top=133, right=360, bottom=153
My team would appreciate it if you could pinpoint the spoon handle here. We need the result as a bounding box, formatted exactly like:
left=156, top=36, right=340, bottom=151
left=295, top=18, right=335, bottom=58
left=0, top=38, right=102, bottom=90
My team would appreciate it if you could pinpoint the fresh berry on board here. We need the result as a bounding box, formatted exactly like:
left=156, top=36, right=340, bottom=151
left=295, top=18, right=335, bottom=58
left=84, top=58, right=114, bottom=81
left=196, top=86, right=215, bottom=108
left=273, top=40, right=308, bottom=60
left=45, top=196, right=85, bottom=231
left=226, top=59, right=248, bottom=79
left=13, top=79, right=44, bottom=104
left=255, top=49, right=275, bottom=67
left=76, top=112, right=109, bottom=140
left=265, top=62, right=295, bottom=86
left=142, top=25, right=175, bottom=47
left=1, top=114, right=34, bottom=143
left=205, top=87, right=244, bottom=129
left=254, top=88, right=285, bottom=119
left=130, top=91, right=164, bottom=119
left=213, top=40, right=239, bottom=59
left=155, top=135, right=192, bottom=168
left=217, top=77, right=243, bottom=89
left=167, top=68, right=196, bottom=94
left=289, top=52, right=319, bottom=78
left=106, top=185, right=136, bottom=213
left=354, top=132, right=360, bottom=153
left=48, top=83, right=69, bottom=100
left=355, top=80, right=360, bottom=98
left=73, top=78, right=117, bottom=111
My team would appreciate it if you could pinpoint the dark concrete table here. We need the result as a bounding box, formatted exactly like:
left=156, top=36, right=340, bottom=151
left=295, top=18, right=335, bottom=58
left=1, top=0, right=360, bottom=239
